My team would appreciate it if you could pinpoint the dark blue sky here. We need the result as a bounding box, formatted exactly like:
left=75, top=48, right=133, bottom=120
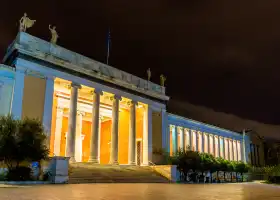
left=1, top=0, right=280, bottom=125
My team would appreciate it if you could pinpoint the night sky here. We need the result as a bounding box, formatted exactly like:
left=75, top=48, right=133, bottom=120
left=1, top=1, right=280, bottom=136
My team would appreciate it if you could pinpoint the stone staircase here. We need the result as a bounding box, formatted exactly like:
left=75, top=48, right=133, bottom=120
left=68, top=163, right=170, bottom=184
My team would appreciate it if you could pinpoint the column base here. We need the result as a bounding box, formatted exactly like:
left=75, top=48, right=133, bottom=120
left=88, top=157, right=100, bottom=164
left=109, top=160, right=119, bottom=165
left=69, top=156, right=76, bottom=163
left=128, top=161, right=136, bottom=165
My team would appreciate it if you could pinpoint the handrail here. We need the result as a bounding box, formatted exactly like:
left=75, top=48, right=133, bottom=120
left=148, top=160, right=172, bottom=179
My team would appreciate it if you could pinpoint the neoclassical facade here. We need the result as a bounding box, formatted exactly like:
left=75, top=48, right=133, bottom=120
left=167, top=114, right=250, bottom=162
left=0, top=32, right=251, bottom=165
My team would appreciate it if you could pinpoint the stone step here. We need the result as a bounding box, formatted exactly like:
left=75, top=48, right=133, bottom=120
left=68, top=164, right=169, bottom=183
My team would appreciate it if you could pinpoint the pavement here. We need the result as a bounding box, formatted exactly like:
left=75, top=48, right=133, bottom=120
left=0, top=182, right=280, bottom=199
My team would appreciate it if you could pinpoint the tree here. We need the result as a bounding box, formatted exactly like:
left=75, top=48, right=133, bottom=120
left=216, top=158, right=228, bottom=182
left=235, top=161, right=250, bottom=182
left=0, top=115, right=20, bottom=169
left=0, top=115, right=49, bottom=180
left=172, top=149, right=201, bottom=182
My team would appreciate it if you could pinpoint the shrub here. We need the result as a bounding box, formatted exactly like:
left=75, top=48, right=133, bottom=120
left=0, top=115, right=49, bottom=181
left=6, top=166, right=32, bottom=181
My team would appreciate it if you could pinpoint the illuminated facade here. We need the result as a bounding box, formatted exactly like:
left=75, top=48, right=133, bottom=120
left=167, top=114, right=250, bottom=162
left=0, top=32, right=251, bottom=165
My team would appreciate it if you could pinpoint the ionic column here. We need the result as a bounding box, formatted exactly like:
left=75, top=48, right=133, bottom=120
left=110, top=95, right=122, bottom=164
left=54, top=106, right=64, bottom=156
left=143, top=105, right=152, bottom=165
left=174, top=126, right=178, bottom=152
left=180, top=127, right=185, bottom=151
left=75, top=110, right=84, bottom=162
left=218, top=136, right=221, bottom=157
left=88, top=89, right=103, bottom=163
left=208, top=134, right=211, bottom=154
left=213, top=135, right=217, bottom=157
left=66, top=83, right=81, bottom=163
left=196, top=131, right=200, bottom=152
left=201, top=132, right=205, bottom=152
left=42, top=76, right=54, bottom=148
left=11, top=67, right=26, bottom=119
left=222, top=137, right=226, bottom=159
left=98, top=116, right=102, bottom=162
left=188, top=129, right=193, bottom=150
left=228, top=139, right=232, bottom=161
left=128, top=100, right=137, bottom=165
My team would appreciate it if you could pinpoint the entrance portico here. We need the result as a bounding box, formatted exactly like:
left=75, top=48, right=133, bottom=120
left=50, top=78, right=153, bottom=165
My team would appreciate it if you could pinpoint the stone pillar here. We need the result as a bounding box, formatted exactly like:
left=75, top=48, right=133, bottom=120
left=174, top=126, right=178, bottom=152
left=218, top=136, right=221, bottom=157
left=235, top=140, right=239, bottom=161
left=189, top=129, right=193, bottom=151
left=201, top=132, right=205, bottom=153
left=143, top=105, right=152, bottom=165
left=54, top=106, right=64, bottom=156
left=196, top=131, right=200, bottom=152
left=231, top=140, right=235, bottom=161
left=180, top=127, right=185, bottom=151
left=128, top=100, right=137, bottom=165
left=66, top=83, right=81, bottom=163
left=223, top=137, right=226, bottom=159
left=88, top=89, right=103, bottom=163
left=42, top=76, right=54, bottom=148
left=213, top=135, right=217, bottom=157
left=208, top=134, right=211, bottom=154
left=75, top=111, right=84, bottom=162
left=110, top=95, right=122, bottom=164
left=228, top=139, right=232, bottom=161
left=98, top=116, right=102, bottom=161
left=11, top=67, right=26, bottom=119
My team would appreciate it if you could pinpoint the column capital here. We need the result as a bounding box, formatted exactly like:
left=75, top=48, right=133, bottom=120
left=56, top=106, right=64, bottom=112
left=45, top=75, right=55, bottom=80
left=127, top=100, right=138, bottom=106
left=110, top=95, right=122, bottom=101
left=71, top=82, right=82, bottom=89
left=177, top=126, right=183, bottom=131
left=77, top=110, right=85, bottom=116
left=16, top=66, right=27, bottom=73
left=92, top=88, right=103, bottom=95
left=114, top=94, right=122, bottom=101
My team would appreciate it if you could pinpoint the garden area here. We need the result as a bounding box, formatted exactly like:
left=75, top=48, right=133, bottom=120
left=154, top=148, right=250, bottom=183
left=0, top=115, right=50, bottom=182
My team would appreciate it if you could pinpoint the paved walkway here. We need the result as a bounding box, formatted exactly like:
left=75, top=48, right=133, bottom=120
left=0, top=183, right=280, bottom=199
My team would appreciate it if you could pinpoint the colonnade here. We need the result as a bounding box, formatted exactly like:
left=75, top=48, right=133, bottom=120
left=55, top=83, right=141, bottom=165
left=170, top=125, right=242, bottom=161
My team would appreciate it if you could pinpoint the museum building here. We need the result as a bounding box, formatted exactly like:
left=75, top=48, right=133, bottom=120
left=0, top=32, right=252, bottom=165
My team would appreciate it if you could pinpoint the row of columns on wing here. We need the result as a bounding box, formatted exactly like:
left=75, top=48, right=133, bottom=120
left=64, top=83, right=138, bottom=164
left=170, top=125, right=242, bottom=161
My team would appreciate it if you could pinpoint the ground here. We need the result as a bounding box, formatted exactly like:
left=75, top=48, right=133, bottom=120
left=0, top=183, right=280, bottom=199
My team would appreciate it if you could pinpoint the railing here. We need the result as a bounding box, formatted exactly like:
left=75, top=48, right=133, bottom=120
left=148, top=161, right=172, bottom=182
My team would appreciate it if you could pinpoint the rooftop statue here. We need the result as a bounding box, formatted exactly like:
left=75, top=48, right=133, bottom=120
left=160, top=74, right=166, bottom=87
left=49, top=25, right=59, bottom=44
left=19, top=13, right=36, bottom=32
left=147, top=68, right=151, bottom=81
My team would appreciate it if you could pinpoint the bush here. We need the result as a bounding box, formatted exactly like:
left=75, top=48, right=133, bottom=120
left=6, top=166, right=32, bottom=181
left=0, top=115, right=49, bottom=181
left=168, top=148, right=250, bottom=183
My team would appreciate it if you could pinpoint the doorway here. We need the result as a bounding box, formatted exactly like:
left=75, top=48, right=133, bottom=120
left=136, top=140, right=142, bottom=166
